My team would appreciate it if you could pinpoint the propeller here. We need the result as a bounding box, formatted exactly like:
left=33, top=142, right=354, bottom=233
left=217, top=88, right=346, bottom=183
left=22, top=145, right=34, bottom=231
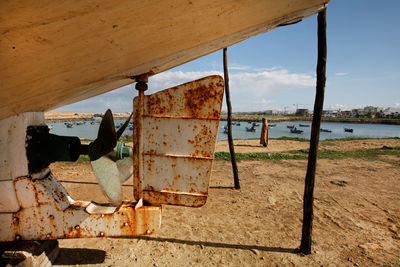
left=88, top=109, right=132, bottom=161
left=87, top=109, right=134, bottom=206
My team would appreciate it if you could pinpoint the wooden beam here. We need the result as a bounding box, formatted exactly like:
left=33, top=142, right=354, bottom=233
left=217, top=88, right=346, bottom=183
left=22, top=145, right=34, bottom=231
left=300, top=8, right=327, bottom=254
left=223, top=48, right=240, bottom=190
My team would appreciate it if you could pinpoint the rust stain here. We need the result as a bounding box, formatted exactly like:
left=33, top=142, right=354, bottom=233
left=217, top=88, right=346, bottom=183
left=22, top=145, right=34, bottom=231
left=133, top=76, right=223, bottom=207
left=143, top=191, right=207, bottom=207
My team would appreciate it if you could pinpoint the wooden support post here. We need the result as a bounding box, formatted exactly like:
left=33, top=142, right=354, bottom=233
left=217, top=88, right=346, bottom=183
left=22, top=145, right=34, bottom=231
left=223, top=48, right=240, bottom=190
left=300, top=8, right=327, bottom=254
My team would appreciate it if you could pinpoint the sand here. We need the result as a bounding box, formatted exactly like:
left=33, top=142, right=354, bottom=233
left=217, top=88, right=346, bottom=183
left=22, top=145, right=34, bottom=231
left=45, top=111, right=130, bottom=121
left=50, top=138, right=400, bottom=266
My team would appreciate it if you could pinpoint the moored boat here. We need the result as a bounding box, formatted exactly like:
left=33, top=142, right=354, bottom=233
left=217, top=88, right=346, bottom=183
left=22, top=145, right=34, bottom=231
left=246, top=126, right=256, bottom=132
left=290, top=128, right=303, bottom=134
left=344, top=128, right=354, bottom=133
left=320, top=128, right=332, bottom=133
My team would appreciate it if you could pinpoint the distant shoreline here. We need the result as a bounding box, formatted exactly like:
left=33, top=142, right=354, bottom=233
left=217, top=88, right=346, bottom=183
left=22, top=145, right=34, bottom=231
left=220, top=115, right=400, bottom=125
left=45, top=112, right=400, bottom=125
left=45, top=111, right=130, bottom=123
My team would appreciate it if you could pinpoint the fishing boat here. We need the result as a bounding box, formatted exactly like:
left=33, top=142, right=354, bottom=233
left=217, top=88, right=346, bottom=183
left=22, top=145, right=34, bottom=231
left=0, top=1, right=327, bottom=120
left=287, top=125, right=295, bottom=129
left=223, top=125, right=228, bottom=134
left=320, top=128, right=332, bottom=133
left=252, top=122, right=260, bottom=127
left=246, top=126, right=256, bottom=132
left=269, top=124, right=277, bottom=127
left=0, top=0, right=329, bottom=245
left=236, top=122, right=241, bottom=126
left=299, top=124, right=310, bottom=127
left=344, top=128, right=354, bottom=133
left=290, top=128, right=303, bottom=134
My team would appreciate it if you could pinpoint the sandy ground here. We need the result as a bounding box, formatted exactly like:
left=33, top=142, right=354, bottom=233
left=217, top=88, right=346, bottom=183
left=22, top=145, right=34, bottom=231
left=50, top=139, right=400, bottom=266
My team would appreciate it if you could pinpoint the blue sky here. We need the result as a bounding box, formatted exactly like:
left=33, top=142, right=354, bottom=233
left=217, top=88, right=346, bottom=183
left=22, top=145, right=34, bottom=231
left=58, top=0, right=400, bottom=112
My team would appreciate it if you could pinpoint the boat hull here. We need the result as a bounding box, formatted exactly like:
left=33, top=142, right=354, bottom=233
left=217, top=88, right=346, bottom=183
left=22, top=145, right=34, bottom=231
left=0, top=0, right=327, bottom=119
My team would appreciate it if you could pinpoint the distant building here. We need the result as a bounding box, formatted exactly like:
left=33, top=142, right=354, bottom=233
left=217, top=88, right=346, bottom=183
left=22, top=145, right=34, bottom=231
left=264, top=110, right=280, bottom=115
left=295, top=109, right=309, bottom=116
left=339, top=110, right=352, bottom=118
left=383, top=107, right=400, bottom=118
left=322, top=110, right=338, bottom=117
left=363, top=106, right=378, bottom=113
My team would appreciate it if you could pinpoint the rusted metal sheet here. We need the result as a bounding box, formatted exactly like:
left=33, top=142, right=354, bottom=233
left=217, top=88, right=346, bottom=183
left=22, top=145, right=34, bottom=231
left=133, top=75, right=224, bottom=207
left=0, top=173, right=161, bottom=242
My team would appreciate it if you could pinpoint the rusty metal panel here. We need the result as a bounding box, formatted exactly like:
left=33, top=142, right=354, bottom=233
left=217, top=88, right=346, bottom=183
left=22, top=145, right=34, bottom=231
left=133, top=75, right=224, bottom=207
left=0, top=175, right=161, bottom=242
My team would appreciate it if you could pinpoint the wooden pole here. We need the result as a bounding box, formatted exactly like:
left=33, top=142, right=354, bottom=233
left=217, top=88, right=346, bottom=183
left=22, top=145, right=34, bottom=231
left=300, top=8, right=327, bottom=254
left=223, top=48, right=240, bottom=190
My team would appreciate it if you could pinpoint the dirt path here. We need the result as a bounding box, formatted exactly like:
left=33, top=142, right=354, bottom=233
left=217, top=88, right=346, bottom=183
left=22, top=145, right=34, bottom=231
left=51, top=139, right=400, bottom=266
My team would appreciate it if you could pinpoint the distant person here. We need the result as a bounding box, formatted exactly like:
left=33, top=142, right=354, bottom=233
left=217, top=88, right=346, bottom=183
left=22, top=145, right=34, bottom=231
left=260, top=118, right=269, bottom=147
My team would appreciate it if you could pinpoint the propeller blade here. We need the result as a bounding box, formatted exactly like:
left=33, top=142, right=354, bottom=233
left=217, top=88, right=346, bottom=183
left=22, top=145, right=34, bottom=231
left=116, top=112, right=133, bottom=140
left=91, top=142, right=133, bottom=206
left=91, top=155, right=123, bottom=206
left=88, top=109, right=117, bottom=161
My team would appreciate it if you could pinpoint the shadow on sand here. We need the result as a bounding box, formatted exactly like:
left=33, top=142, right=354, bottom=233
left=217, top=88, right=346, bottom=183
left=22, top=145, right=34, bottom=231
left=54, top=248, right=106, bottom=265
left=128, top=236, right=298, bottom=254
left=59, top=180, right=133, bottom=187
left=234, top=144, right=263, bottom=148
left=209, top=186, right=236, bottom=189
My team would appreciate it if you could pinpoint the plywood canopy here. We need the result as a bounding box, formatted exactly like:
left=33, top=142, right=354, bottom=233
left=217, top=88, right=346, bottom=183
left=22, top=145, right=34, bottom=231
left=0, top=0, right=328, bottom=120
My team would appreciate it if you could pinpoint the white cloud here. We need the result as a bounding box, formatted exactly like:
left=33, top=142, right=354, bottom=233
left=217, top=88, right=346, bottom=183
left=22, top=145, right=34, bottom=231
left=335, top=72, right=349, bottom=76
left=327, top=103, right=345, bottom=110
left=255, top=66, right=279, bottom=72
left=228, top=64, right=250, bottom=71
left=57, top=68, right=315, bottom=112
left=230, top=70, right=314, bottom=91
left=395, top=103, right=400, bottom=107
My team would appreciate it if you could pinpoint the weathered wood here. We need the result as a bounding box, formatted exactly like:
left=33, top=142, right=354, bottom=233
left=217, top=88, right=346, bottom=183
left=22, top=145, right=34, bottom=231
left=300, top=8, right=327, bottom=254
left=223, top=48, right=240, bottom=190
left=0, top=0, right=328, bottom=119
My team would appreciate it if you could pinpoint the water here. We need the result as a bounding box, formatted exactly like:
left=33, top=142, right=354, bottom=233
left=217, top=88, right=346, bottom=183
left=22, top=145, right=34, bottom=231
left=217, top=121, right=400, bottom=140
left=48, top=120, right=400, bottom=141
